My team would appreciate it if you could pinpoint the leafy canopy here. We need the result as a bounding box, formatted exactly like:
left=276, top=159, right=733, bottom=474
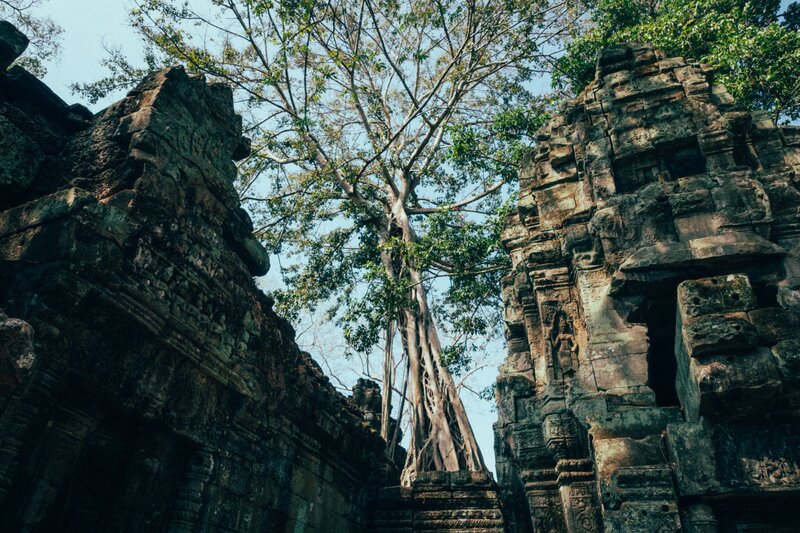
left=76, top=0, right=567, bottom=372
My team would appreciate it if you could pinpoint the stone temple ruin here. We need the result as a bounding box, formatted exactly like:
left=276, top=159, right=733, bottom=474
left=495, top=43, right=800, bottom=532
left=1, top=17, right=799, bottom=532
left=0, top=19, right=502, bottom=532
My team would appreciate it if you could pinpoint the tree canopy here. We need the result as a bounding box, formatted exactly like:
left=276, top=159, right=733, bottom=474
left=77, top=0, right=576, bottom=483
left=554, top=0, right=800, bottom=122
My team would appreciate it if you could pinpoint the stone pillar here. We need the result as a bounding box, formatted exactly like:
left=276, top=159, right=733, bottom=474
left=169, top=447, right=215, bottom=532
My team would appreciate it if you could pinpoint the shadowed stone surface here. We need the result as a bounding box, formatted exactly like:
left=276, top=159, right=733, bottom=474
left=495, top=43, right=800, bottom=532
left=0, top=20, right=507, bottom=533
left=0, top=20, right=26, bottom=71
left=368, top=471, right=506, bottom=533
left=0, top=20, right=393, bottom=532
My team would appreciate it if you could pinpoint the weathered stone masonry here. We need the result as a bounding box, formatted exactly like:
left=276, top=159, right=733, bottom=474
left=0, top=20, right=508, bottom=533
left=0, top=20, right=391, bottom=532
left=7, top=14, right=800, bottom=532
left=495, top=43, right=800, bottom=531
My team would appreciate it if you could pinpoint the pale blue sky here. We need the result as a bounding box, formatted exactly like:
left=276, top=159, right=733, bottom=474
left=26, top=0, right=794, bottom=478
left=23, top=0, right=505, bottom=474
left=40, top=0, right=141, bottom=110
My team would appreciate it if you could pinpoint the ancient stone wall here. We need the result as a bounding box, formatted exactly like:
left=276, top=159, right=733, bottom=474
left=369, top=471, right=506, bottom=532
left=495, top=43, right=800, bottom=532
left=0, top=21, right=392, bottom=532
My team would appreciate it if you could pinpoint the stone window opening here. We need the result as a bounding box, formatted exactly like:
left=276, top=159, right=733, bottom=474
left=732, top=118, right=762, bottom=171
left=660, top=138, right=706, bottom=180
left=628, top=295, right=681, bottom=407
left=612, top=137, right=707, bottom=193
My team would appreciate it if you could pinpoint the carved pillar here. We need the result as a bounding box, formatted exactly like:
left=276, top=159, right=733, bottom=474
left=524, top=468, right=567, bottom=532
left=19, top=407, right=96, bottom=531
left=556, top=461, right=601, bottom=533
left=168, top=447, right=214, bottom=532
left=543, top=412, right=601, bottom=533
left=0, top=320, right=62, bottom=508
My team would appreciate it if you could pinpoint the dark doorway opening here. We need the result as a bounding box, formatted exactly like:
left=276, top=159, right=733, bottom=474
left=629, top=295, right=680, bottom=407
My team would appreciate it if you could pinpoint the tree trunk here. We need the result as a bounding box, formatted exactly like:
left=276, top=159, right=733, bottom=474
left=380, top=320, right=394, bottom=442
left=381, top=204, right=486, bottom=487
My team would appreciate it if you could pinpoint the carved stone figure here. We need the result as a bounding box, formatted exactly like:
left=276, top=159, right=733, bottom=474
left=549, top=312, right=578, bottom=378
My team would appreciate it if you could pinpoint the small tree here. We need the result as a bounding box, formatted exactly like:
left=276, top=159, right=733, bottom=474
left=555, top=0, right=800, bottom=122
left=80, top=0, right=570, bottom=483
left=0, top=0, right=62, bottom=76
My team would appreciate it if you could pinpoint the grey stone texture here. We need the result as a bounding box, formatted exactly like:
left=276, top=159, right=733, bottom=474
left=0, top=19, right=507, bottom=533
left=0, top=20, right=391, bottom=532
left=495, top=43, right=800, bottom=532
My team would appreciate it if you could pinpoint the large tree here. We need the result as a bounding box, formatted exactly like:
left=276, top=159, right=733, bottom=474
left=79, top=0, right=571, bottom=483
left=554, top=0, right=800, bottom=122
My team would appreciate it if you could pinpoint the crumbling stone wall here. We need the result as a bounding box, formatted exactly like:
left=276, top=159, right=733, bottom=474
left=0, top=21, right=391, bottom=532
left=495, top=43, right=800, bottom=532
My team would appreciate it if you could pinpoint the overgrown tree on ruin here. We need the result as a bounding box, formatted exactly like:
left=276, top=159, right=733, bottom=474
left=78, top=0, right=573, bottom=484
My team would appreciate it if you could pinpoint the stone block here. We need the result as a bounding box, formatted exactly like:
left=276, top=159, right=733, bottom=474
left=591, top=352, right=649, bottom=390
left=610, top=500, right=681, bottom=533
left=668, top=189, right=714, bottom=216
left=523, top=239, right=562, bottom=265
left=0, top=116, right=43, bottom=193
left=592, top=436, right=664, bottom=481
left=687, top=233, right=784, bottom=262
left=665, top=419, right=718, bottom=496
left=598, top=44, right=634, bottom=77
left=672, top=213, right=720, bottom=241
left=678, top=274, right=758, bottom=318
left=0, top=187, right=94, bottom=239
left=610, top=465, right=676, bottom=502
left=0, top=20, right=27, bottom=71
left=749, top=307, right=800, bottom=344
left=681, top=312, right=760, bottom=357
left=772, top=338, right=800, bottom=382
left=0, top=313, right=36, bottom=393
left=587, top=407, right=681, bottom=440
left=692, top=348, right=783, bottom=418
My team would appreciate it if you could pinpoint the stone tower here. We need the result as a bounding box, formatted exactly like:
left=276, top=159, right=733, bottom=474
left=495, top=43, right=800, bottom=532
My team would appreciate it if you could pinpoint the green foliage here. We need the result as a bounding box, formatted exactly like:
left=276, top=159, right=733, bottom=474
left=77, top=0, right=571, bottom=377
left=477, top=383, right=497, bottom=404
left=786, top=2, right=800, bottom=31
left=0, top=0, right=62, bottom=76
left=556, top=0, right=800, bottom=122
